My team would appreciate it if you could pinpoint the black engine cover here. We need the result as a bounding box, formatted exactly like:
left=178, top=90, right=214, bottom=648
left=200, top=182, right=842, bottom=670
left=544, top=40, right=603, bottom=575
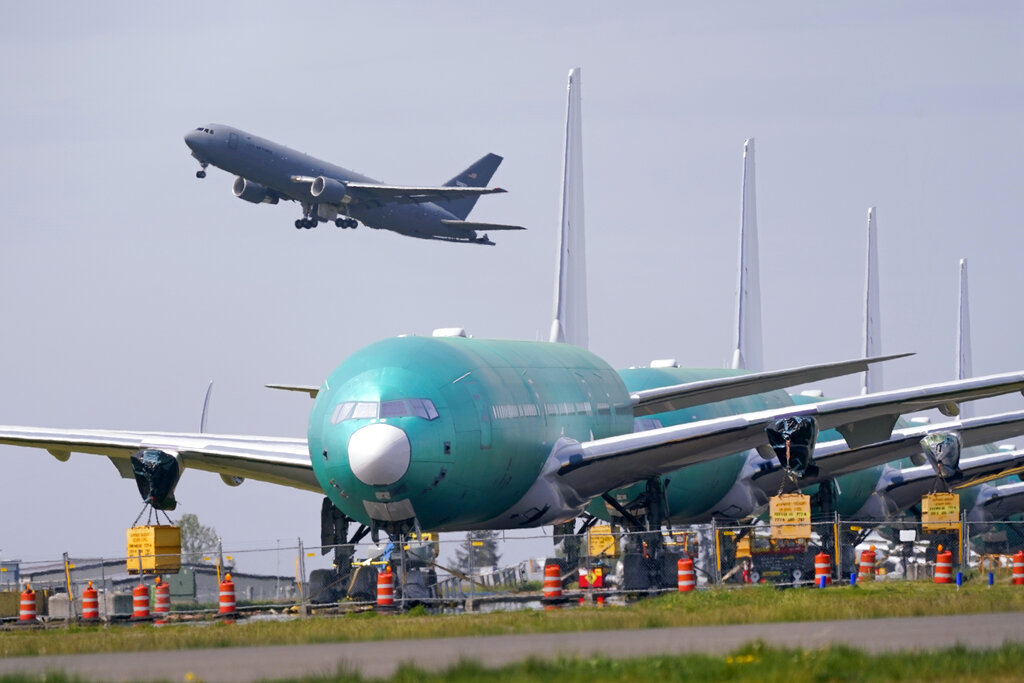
left=130, top=449, right=182, bottom=510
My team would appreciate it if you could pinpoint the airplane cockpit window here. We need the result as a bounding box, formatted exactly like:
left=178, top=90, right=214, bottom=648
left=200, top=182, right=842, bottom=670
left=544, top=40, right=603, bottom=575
left=331, top=398, right=439, bottom=424
left=381, top=398, right=439, bottom=420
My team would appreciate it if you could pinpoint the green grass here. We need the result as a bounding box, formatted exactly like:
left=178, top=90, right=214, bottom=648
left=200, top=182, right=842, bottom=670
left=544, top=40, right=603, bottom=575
left=2, top=581, right=1023, bottom=659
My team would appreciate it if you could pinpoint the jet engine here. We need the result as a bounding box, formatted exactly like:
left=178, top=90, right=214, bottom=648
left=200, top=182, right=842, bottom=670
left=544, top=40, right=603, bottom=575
left=232, top=177, right=279, bottom=204
left=130, top=449, right=183, bottom=511
left=920, top=432, right=962, bottom=481
left=765, top=416, right=819, bottom=478
left=310, top=176, right=350, bottom=204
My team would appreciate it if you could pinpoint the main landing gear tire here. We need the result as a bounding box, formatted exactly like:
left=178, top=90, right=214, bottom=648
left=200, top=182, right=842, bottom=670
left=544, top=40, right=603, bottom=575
left=295, top=219, right=317, bottom=229
left=334, top=218, right=358, bottom=229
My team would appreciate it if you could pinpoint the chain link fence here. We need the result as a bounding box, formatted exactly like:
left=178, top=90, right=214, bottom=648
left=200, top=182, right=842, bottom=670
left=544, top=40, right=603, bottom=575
left=3, top=518, right=1023, bottom=621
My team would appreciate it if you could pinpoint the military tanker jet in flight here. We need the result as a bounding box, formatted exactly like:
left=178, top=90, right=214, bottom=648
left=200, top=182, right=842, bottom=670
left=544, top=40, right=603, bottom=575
left=184, top=124, right=524, bottom=245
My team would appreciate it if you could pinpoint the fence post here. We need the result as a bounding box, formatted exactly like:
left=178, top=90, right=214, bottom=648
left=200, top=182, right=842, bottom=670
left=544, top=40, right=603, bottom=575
left=834, top=513, right=842, bottom=583
left=297, top=538, right=307, bottom=617
left=63, top=552, right=76, bottom=623
left=711, top=519, right=720, bottom=585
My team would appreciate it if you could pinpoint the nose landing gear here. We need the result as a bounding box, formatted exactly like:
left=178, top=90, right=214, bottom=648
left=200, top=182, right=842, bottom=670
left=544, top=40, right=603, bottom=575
left=195, top=161, right=208, bottom=179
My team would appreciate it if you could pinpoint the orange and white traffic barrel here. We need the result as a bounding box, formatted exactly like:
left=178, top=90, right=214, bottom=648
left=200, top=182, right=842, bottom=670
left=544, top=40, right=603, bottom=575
left=934, top=550, right=953, bottom=584
left=154, top=577, right=171, bottom=624
left=814, top=552, right=832, bottom=587
left=677, top=558, right=695, bottom=592
left=81, top=581, right=100, bottom=623
left=858, top=548, right=877, bottom=583
left=1012, top=550, right=1024, bottom=586
left=219, top=573, right=237, bottom=620
left=592, top=567, right=605, bottom=606
left=131, top=583, right=151, bottom=621
left=376, top=567, right=395, bottom=608
left=542, top=563, right=562, bottom=609
left=19, top=584, right=37, bottom=623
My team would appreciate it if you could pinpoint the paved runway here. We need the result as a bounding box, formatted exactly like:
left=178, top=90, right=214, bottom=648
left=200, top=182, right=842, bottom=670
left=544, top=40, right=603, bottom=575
left=2, top=612, right=1023, bottom=682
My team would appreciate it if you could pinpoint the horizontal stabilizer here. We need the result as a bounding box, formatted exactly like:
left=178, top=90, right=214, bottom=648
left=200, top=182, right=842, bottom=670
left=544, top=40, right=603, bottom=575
left=266, top=383, right=320, bottom=398
left=632, top=353, right=913, bottom=417
left=440, top=220, right=526, bottom=232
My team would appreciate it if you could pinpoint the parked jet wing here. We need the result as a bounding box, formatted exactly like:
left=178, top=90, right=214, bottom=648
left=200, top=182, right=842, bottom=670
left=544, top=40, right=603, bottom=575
left=0, top=427, right=317, bottom=492
left=977, top=482, right=1024, bottom=519
left=266, top=383, right=320, bottom=398
left=631, top=353, right=912, bottom=417
left=558, top=371, right=1024, bottom=500
left=875, top=449, right=1024, bottom=514
left=751, top=410, right=1024, bottom=494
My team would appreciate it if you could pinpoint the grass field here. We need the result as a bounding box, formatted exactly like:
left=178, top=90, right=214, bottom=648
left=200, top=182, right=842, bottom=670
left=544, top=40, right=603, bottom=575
left=2, top=581, right=1023, bottom=659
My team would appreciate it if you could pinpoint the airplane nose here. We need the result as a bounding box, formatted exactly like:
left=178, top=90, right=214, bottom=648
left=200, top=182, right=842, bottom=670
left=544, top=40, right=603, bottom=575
left=184, top=129, right=199, bottom=151
left=347, top=423, right=411, bottom=486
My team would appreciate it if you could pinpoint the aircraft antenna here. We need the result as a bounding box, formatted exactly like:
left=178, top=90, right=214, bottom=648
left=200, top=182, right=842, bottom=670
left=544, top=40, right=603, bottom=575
left=549, top=67, right=589, bottom=349
left=861, top=208, right=882, bottom=395
left=730, top=138, right=762, bottom=372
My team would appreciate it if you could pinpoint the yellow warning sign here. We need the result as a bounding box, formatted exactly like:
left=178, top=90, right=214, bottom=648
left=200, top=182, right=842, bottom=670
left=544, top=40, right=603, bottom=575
left=922, top=492, right=960, bottom=532
left=769, top=493, right=811, bottom=539
left=587, top=524, right=618, bottom=558
left=126, top=525, right=181, bottom=574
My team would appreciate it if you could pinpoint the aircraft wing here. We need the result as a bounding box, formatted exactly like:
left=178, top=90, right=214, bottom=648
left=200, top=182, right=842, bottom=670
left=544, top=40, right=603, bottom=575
left=557, top=371, right=1024, bottom=500
left=876, top=449, right=1024, bottom=514
left=440, top=220, right=526, bottom=232
left=631, top=353, right=912, bottom=417
left=977, top=482, right=1024, bottom=519
left=751, top=410, right=1024, bottom=494
left=266, top=383, right=320, bottom=398
left=0, top=427, right=318, bottom=492
left=346, top=182, right=506, bottom=208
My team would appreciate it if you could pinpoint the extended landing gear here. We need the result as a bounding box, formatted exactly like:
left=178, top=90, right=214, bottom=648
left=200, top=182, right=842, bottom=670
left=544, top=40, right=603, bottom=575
left=294, top=218, right=318, bottom=229
left=334, top=218, right=358, bottom=229
left=195, top=161, right=208, bottom=179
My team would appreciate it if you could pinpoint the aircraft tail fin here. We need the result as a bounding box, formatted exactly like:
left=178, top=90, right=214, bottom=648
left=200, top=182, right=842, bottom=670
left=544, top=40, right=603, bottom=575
left=441, top=153, right=503, bottom=220
left=730, top=138, right=762, bottom=371
left=957, top=258, right=974, bottom=418
left=862, top=207, right=882, bottom=394
left=549, top=67, right=589, bottom=349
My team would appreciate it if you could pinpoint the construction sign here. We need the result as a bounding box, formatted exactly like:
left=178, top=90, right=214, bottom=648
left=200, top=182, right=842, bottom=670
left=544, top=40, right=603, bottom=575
left=587, top=524, right=618, bottom=558
left=769, top=493, right=811, bottom=539
left=922, top=492, right=960, bottom=532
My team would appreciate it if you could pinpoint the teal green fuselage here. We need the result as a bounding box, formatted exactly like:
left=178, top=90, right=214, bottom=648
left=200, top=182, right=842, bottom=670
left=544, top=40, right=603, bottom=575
left=308, top=336, right=633, bottom=532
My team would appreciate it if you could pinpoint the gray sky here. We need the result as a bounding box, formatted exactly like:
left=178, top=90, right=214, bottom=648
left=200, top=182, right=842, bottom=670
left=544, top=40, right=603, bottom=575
left=2, top=2, right=1022, bottom=573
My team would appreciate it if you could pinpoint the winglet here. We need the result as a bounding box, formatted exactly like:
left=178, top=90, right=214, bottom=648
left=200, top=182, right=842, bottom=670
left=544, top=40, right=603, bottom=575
left=731, top=138, right=762, bottom=372
left=549, top=67, right=589, bottom=349
left=862, top=207, right=882, bottom=395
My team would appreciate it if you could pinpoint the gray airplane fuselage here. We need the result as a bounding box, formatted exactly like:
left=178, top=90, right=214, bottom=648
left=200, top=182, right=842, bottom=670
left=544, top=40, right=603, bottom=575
left=184, top=124, right=492, bottom=243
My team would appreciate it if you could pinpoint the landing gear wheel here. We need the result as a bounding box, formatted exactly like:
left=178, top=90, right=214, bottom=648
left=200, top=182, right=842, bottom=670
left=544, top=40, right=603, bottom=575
left=346, top=219, right=358, bottom=229
left=335, top=218, right=345, bottom=228
left=295, top=219, right=303, bottom=229
left=196, top=170, right=206, bottom=179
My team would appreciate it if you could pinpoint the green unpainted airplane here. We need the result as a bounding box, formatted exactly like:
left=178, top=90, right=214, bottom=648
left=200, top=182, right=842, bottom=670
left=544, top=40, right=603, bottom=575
left=3, top=70, right=1024, bottom=582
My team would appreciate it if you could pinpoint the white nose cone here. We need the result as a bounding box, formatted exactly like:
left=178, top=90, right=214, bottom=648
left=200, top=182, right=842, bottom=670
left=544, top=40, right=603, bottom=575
left=347, top=423, right=411, bottom=486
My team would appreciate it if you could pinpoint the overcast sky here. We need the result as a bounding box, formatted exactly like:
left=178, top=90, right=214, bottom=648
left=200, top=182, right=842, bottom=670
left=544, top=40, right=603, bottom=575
left=1, top=3, right=1022, bottom=574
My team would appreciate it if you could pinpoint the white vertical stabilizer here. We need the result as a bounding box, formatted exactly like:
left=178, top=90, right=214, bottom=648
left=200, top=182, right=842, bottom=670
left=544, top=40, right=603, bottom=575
left=957, top=258, right=974, bottom=418
left=730, top=138, right=762, bottom=372
left=861, top=207, right=882, bottom=395
left=549, top=68, right=588, bottom=348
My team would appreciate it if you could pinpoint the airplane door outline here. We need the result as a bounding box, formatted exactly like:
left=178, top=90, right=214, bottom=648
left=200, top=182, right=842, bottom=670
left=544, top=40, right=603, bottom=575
left=228, top=132, right=239, bottom=150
